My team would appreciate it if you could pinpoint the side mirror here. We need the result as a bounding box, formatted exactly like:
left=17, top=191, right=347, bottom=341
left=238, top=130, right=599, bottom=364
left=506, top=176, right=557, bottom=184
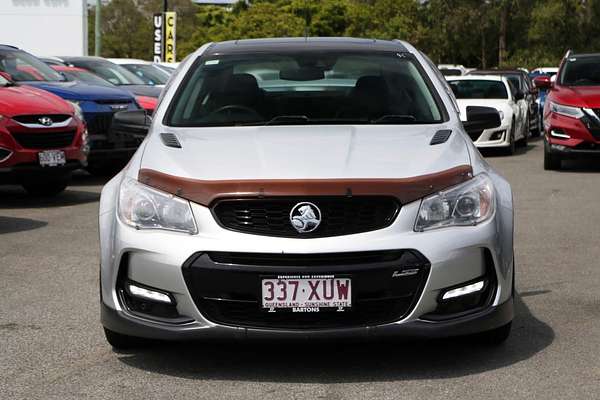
left=462, top=106, right=502, bottom=138
left=111, top=110, right=151, bottom=138
left=514, top=90, right=525, bottom=101
left=533, top=75, right=552, bottom=90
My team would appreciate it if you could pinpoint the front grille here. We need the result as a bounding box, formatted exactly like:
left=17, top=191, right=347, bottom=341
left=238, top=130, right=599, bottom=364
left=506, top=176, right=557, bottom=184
left=182, top=250, right=430, bottom=330
left=86, top=113, right=114, bottom=135
left=12, top=131, right=75, bottom=149
left=12, top=114, right=71, bottom=124
left=212, top=196, right=400, bottom=238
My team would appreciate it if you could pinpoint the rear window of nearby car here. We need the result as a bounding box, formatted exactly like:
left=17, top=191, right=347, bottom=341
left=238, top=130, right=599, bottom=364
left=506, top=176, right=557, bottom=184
left=74, top=61, right=145, bottom=86
left=560, top=56, right=600, bottom=86
left=448, top=80, right=509, bottom=99
left=440, top=69, right=462, bottom=76
left=166, top=51, right=445, bottom=127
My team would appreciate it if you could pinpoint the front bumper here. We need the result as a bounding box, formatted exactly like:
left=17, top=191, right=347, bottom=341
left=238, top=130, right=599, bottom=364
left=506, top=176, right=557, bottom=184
left=101, top=296, right=513, bottom=341
left=544, top=110, right=600, bottom=158
left=100, top=192, right=515, bottom=340
left=467, top=121, right=512, bottom=149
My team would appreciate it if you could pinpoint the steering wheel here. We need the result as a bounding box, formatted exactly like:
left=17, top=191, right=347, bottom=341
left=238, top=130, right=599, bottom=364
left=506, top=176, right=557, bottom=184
left=210, top=105, right=262, bottom=119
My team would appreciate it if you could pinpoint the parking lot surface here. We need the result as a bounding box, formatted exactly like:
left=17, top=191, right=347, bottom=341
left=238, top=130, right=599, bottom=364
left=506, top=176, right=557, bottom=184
left=1, top=137, right=599, bottom=399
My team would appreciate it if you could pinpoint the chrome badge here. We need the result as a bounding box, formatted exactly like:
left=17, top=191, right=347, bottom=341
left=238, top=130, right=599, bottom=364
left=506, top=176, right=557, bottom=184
left=38, top=117, right=53, bottom=126
left=290, top=202, right=321, bottom=233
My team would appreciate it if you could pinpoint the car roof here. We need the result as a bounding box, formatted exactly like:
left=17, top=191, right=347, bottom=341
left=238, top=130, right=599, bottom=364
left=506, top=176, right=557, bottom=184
left=567, top=53, right=600, bottom=58
left=470, top=69, right=524, bottom=76
left=204, top=37, right=409, bottom=55
left=0, top=44, right=19, bottom=51
left=60, top=56, right=112, bottom=64
left=447, top=75, right=505, bottom=82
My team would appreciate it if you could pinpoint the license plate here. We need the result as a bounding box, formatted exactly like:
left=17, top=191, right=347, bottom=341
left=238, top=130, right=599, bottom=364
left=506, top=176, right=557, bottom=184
left=38, top=150, right=66, bottom=167
left=261, top=275, right=352, bottom=312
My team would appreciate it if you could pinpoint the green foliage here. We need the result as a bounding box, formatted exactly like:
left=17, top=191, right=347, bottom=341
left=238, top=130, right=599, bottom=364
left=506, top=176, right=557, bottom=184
left=89, top=0, right=600, bottom=69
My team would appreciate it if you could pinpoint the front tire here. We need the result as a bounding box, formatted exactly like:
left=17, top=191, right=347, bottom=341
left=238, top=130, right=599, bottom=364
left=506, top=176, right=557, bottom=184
left=544, top=142, right=561, bottom=170
left=531, top=113, right=542, bottom=137
left=505, top=121, right=516, bottom=155
left=22, top=173, right=70, bottom=196
left=518, top=116, right=529, bottom=147
left=103, top=327, right=148, bottom=350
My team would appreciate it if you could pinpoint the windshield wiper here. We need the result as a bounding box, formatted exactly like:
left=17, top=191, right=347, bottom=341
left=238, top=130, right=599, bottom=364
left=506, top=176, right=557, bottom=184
left=265, top=115, right=310, bottom=125
left=372, top=115, right=418, bottom=124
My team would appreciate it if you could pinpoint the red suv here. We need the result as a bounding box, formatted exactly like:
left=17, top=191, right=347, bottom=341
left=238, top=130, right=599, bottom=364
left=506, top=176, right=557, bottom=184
left=538, top=52, right=600, bottom=170
left=0, top=74, right=87, bottom=195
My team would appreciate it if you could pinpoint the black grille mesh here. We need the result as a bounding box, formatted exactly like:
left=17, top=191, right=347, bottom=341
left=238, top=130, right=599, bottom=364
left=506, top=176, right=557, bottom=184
left=212, top=196, right=400, bottom=238
left=183, top=250, right=430, bottom=330
left=12, top=114, right=71, bottom=124
left=12, top=131, right=75, bottom=149
left=86, top=113, right=114, bottom=135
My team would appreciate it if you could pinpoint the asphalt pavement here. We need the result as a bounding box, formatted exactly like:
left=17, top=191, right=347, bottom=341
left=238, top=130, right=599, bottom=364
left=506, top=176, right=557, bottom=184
left=1, top=137, right=599, bottom=399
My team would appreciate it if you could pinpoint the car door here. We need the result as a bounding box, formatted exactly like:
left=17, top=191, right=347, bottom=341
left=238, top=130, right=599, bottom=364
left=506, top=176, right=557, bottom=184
left=506, top=80, right=526, bottom=139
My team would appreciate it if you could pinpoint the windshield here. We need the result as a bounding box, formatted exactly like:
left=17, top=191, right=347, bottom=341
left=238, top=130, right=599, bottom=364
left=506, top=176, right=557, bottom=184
left=166, top=52, right=444, bottom=127
left=449, top=80, right=508, bottom=99
left=560, top=56, right=600, bottom=86
left=72, top=61, right=145, bottom=85
left=0, top=49, right=65, bottom=82
left=122, top=64, right=168, bottom=85
left=63, top=69, right=114, bottom=87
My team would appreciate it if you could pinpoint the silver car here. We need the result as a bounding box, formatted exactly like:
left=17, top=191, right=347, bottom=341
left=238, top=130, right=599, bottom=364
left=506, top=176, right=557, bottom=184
left=99, top=38, right=514, bottom=348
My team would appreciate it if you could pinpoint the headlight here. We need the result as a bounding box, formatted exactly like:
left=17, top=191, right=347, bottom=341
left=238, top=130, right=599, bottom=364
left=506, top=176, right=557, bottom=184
left=67, top=100, right=84, bottom=121
left=414, top=174, right=495, bottom=232
left=118, top=178, right=198, bottom=234
left=549, top=102, right=584, bottom=119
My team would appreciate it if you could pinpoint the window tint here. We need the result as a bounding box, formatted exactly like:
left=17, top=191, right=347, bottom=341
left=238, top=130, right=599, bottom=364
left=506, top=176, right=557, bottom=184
left=167, top=52, right=444, bottom=127
left=65, top=70, right=113, bottom=87
left=0, top=50, right=64, bottom=82
left=122, top=64, right=168, bottom=85
left=75, top=61, right=145, bottom=85
left=449, top=80, right=509, bottom=99
left=560, top=56, right=600, bottom=86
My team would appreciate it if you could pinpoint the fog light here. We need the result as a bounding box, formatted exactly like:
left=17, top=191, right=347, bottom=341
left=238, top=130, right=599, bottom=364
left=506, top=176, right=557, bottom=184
left=127, top=283, right=173, bottom=304
left=550, top=129, right=570, bottom=139
left=442, top=280, right=485, bottom=300
left=0, top=147, right=11, bottom=162
left=489, top=130, right=505, bottom=141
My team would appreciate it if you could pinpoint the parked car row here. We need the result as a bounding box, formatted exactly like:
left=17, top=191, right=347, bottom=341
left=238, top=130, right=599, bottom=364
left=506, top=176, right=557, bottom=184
left=0, top=44, right=175, bottom=194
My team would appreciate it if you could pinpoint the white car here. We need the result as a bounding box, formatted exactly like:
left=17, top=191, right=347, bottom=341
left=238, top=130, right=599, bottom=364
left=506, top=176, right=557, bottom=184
left=530, top=67, right=559, bottom=77
left=438, top=64, right=468, bottom=77
left=98, top=38, right=514, bottom=348
left=447, top=75, right=529, bottom=154
left=108, top=58, right=169, bottom=87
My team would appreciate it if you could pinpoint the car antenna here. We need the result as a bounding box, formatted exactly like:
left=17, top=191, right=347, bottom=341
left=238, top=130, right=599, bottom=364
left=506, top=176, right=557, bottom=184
left=303, top=0, right=309, bottom=39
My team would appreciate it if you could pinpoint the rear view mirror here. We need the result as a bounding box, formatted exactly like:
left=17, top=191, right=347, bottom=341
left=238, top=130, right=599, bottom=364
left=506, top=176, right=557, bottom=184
left=533, top=75, right=552, bottom=90
left=462, top=106, right=502, bottom=137
left=111, top=110, right=151, bottom=138
left=280, top=67, right=324, bottom=81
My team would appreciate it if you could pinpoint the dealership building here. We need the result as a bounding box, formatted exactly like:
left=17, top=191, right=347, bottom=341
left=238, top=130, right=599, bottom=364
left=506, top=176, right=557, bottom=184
left=0, top=0, right=88, bottom=56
